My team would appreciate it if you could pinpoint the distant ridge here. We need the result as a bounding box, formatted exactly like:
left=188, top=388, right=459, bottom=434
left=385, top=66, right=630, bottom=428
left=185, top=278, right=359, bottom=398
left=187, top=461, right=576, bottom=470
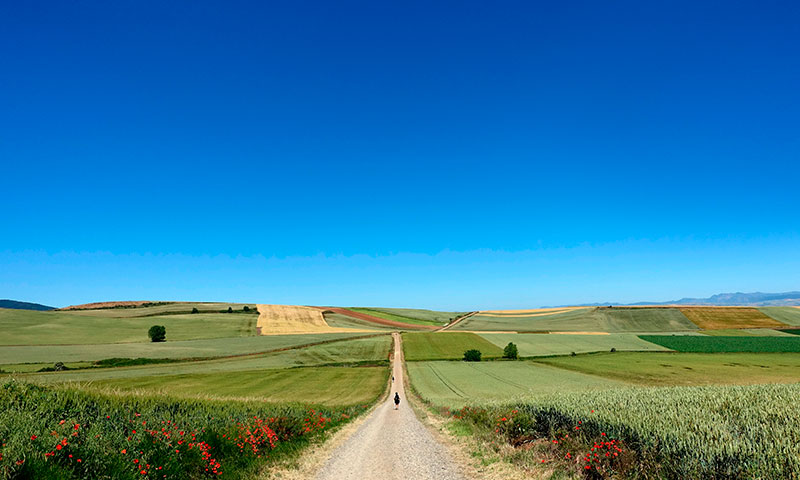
left=0, top=299, right=56, bottom=311
left=546, top=291, right=800, bottom=308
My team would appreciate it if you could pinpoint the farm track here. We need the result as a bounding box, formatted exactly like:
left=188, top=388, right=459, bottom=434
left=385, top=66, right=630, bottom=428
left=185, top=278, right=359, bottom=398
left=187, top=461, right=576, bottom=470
left=438, top=311, right=477, bottom=331
left=315, top=333, right=467, bottom=480
left=321, top=307, right=439, bottom=331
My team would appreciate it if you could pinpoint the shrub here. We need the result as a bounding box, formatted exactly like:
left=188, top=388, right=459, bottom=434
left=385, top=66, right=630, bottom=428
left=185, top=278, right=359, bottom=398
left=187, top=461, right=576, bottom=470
left=148, top=325, right=166, bottom=342
left=243, top=306, right=250, bottom=312
left=463, top=349, right=482, bottom=362
left=191, top=307, right=199, bottom=314
left=227, top=306, right=233, bottom=313
left=611, top=347, right=617, bottom=353
left=503, top=342, right=518, bottom=359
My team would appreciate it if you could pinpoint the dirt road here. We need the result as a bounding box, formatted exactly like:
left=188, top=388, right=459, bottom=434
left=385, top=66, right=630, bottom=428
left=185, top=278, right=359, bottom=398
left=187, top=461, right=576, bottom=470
left=315, top=333, right=466, bottom=480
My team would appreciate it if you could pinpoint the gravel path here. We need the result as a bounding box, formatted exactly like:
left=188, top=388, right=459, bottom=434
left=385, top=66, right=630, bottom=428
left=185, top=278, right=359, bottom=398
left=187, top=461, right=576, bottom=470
left=315, top=333, right=467, bottom=480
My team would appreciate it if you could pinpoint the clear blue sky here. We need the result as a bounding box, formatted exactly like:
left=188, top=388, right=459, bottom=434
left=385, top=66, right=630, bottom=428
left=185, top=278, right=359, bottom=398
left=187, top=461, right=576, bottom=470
left=1, top=1, right=798, bottom=309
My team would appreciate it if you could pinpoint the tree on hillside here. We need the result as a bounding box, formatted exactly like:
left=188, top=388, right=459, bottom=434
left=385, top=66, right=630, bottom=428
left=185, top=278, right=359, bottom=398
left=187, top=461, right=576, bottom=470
left=148, top=325, right=166, bottom=342
left=503, top=342, right=518, bottom=359
left=463, top=349, right=482, bottom=362
left=243, top=306, right=250, bottom=312
left=191, top=307, right=199, bottom=314
left=227, top=306, right=233, bottom=313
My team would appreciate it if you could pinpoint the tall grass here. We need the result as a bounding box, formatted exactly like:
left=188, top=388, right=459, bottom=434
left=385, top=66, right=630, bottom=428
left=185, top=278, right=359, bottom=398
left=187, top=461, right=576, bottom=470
left=451, top=383, right=800, bottom=479
left=0, top=380, right=366, bottom=479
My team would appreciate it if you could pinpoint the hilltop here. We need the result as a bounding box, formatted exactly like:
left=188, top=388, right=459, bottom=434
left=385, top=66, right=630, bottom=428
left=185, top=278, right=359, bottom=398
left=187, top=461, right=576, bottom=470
left=0, top=299, right=55, bottom=311
left=546, top=291, right=800, bottom=308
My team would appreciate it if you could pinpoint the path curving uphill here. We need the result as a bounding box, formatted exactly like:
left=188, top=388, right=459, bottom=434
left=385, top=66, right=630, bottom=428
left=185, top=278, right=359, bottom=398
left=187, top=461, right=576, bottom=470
left=315, top=333, right=467, bottom=480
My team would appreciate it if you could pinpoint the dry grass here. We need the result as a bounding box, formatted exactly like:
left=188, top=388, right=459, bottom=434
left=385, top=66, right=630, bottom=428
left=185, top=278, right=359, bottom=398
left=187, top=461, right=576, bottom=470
left=679, top=307, right=786, bottom=330
left=256, top=304, right=371, bottom=335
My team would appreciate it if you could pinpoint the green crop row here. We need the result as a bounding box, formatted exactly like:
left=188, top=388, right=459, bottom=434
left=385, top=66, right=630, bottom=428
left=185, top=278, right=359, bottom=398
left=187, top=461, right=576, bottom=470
left=452, top=383, right=800, bottom=479
left=639, top=335, right=800, bottom=352
left=0, top=380, right=365, bottom=479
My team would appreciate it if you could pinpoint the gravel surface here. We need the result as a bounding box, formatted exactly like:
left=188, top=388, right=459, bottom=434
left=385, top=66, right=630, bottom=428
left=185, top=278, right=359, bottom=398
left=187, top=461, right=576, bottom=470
left=315, top=333, right=467, bottom=480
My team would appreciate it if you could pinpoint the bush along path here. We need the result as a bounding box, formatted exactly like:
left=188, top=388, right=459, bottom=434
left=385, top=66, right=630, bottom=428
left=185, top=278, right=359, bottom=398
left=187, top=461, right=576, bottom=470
left=315, top=333, right=466, bottom=480
left=0, top=381, right=367, bottom=479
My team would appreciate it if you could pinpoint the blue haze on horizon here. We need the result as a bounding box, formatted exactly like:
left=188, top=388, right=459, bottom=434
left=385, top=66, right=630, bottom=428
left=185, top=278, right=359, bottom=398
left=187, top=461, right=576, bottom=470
left=1, top=1, right=799, bottom=309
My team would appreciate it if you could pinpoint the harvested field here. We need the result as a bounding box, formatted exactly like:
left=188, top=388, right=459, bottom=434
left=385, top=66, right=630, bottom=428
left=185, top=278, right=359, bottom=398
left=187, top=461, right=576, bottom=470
left=679, top=307, right=785, bottom=330
left=256, top=304, right=371, bottom=335
left=477, top=307, right=579, bottom=317
left=322, top=307, right=437, bottom=330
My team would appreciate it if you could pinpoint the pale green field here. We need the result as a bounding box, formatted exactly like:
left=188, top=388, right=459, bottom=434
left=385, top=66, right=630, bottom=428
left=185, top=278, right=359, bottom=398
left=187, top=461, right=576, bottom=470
left=478, top=333, right=670, bottom=356
left=362, top=307, right=465, bottom=324
left=407, top=361, right=626, bottom=407
left=0, top=332, right=372, bottom=364
left=91, top=366, right=387, bottom=405
left=0, top=308, right=258, bottom=345
left=14, top=335, right=392, bottom=382
left=453, top=307, right=699, bottom=332
left=348, top=308, right=446, bottom=326
left=759, top=306, right=800, bottom=326
left=535, top=352, right=800, bottom=386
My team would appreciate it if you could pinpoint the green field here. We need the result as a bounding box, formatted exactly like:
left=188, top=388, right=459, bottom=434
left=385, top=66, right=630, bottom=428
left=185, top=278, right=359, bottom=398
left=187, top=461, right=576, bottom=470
left=452, top=307, right=698, bottom=332
left=455, top=383, right=800, bottom=478
left=322, top=312, right=396, bottom=331
left=407, top=361, right=626, bottom=407
left=19, top=335, right=392, bottom=382
left=0, top=308, right=258, bottom=345
left=639, top=334, right=800, bottom=352
left=760, top=306, right=800, bottom=326
left=348, top=308, right=448, bottom=326
left=93, top=366, right=387, bottom=405
left=478, top=333, right=669, bottom=356
left=402, top=332, right=503, bottom=361
left=0, top=332, right=374, bottom=364
left=535, top=352, right=800, bottom=386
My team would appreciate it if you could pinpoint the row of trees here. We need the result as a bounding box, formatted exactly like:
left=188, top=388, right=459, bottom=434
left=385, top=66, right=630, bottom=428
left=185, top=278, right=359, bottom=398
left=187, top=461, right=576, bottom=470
left=463, top=342, right=518, bottom=362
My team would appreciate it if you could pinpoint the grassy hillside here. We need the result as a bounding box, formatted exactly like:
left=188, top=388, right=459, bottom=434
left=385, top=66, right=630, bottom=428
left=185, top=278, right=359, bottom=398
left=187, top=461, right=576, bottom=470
left=93, top=366, right=387, bottom=405
left=0, top=308, right=258, bottom=345
left=760, top=306, right=800, bottom=326
left=58, top=302, right=255, bottom=318
left=0, top=332, right=372, bottom=364
left=478, top=332, right=670, bottom=356
left=12, top=335, right=391, bottom=382
left=362, top=307, right=465, bottom=324
left=402, top=332, right=503, bottom=361
left=407, top=361, right=625, bottom=407
left=347, top=308, right=451, bottom=326
left=535, top=352, right=800, bottom=385
left=453, top=307, right=698, bottom=332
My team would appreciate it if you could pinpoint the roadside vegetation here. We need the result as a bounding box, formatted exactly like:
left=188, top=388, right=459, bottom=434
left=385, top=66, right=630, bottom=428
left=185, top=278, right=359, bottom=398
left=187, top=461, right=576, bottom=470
left=0, top=380, right=368, bottom=479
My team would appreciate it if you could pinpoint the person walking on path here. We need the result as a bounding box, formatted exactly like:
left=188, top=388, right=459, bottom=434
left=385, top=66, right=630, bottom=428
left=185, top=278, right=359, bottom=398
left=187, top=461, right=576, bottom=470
left=394, top=392, right=400, bottom=410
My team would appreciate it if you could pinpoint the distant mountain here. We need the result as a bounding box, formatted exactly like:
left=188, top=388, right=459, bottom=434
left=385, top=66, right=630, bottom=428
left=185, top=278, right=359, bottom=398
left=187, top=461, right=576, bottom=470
left=0, top=299, right=56, bottom=311
left=548, top=291, right=800, bottom=308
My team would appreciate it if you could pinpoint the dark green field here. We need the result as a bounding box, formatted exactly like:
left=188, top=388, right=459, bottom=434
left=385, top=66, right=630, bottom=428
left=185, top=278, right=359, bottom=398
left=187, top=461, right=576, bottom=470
left=639, top=335, right=800, bottom=352
left=403, top=332, right=503, bottom=360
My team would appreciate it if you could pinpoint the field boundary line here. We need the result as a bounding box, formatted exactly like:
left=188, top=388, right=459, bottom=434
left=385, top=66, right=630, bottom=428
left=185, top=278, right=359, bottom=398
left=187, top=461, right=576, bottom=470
left=438, top=311, right=477, bottom=331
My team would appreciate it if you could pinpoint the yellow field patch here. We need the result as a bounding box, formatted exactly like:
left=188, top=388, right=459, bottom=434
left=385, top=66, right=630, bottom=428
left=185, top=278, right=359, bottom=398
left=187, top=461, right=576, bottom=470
left=679, top=307, right=786, bottom=330
left=256, top=304, right=371, bottom=335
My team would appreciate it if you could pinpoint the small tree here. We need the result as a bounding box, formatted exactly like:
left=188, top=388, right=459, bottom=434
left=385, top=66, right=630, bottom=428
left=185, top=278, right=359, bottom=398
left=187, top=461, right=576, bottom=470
left=191, top=307, right=199, bottom=314
left=463, top=349, right=482, bottom=362
left=148, top=325, right=166, bottom=342
left=54, top=362, right=65, bottom=371
left=503, top=342, right=518, bottom=359
left=227, top=306, right=233, bottom=313
left=243, top=305, right=250, bottom=312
